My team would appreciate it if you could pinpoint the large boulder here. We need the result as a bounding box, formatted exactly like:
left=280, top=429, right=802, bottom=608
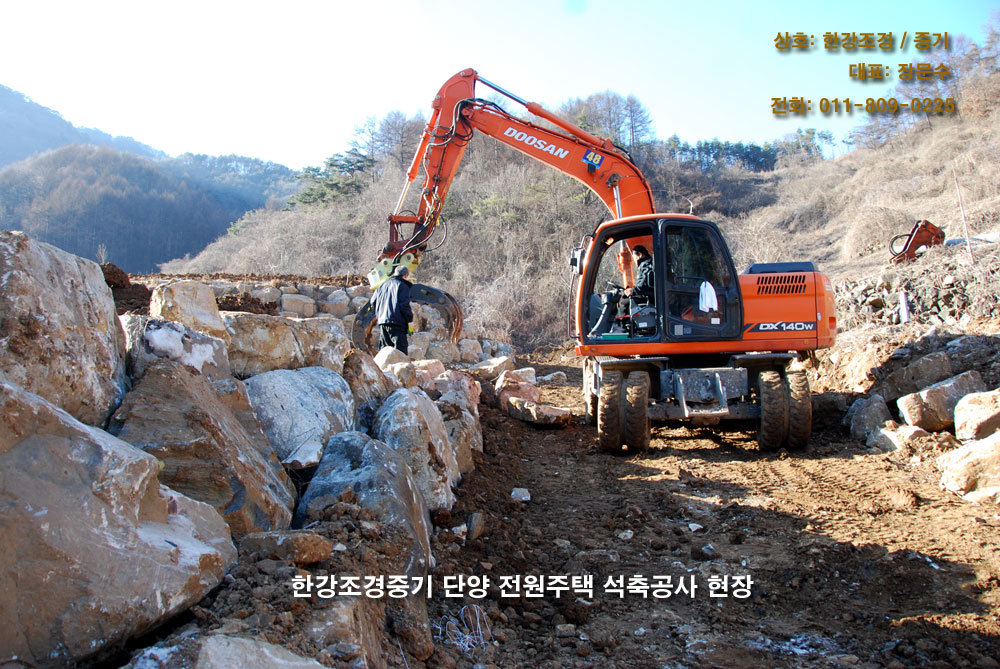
left=954, top=388, right=1000, bottom=441
left=0, top=231, right=126, bottom=426
left=222, top=313, right=304, bottom=378
left=844, top=394, right=892, bottom=441
left=436, top=391, right=482, bottom=473
left=433, top=370, right=482, bottom=419
left=881, top=351, right=953, bottom=402
left=506, top=397, right=574, bottom=427
left=291, top=316, right=351, bottom=375
left=149, top=279, right=229, bottom=342
left=110, top=360, right=295, bottom=538
left=937, top=432, right=1000, bottom=502
left=897, top=371, right=987, bottom=432
left=0, top=382, right=236, bottom=665
left=342, top=349, right=398, bottom=431
left=374, top=346, right=410, bottom=368
left=469, top=355, right=515, bottom=382
left=373, top=389, right=459, bottom=510
left=296, top=433, right=436, bottom=661
left=244, top=367, right=355, bottom=466
left=127, top=634, right=325, bottom=668
left=120, top=315, right=231, bottom=383
left=295, top=432, right=432, bottom=576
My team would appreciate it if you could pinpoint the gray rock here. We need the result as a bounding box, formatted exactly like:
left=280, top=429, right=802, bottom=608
left=898, top=370, right=987, bottom=431
left=150, top=279, right=230, bottom=342
left=244, top=367, right=355, bottom=463
left=296, top=431, right=432, bottom=577
left=845, top=394, right=892, bottom=441
left=881, top=351, right=953, bottom=402
left=374, top=389, right=459, bottom=510
left=937, top=431, right=1000, bottom=502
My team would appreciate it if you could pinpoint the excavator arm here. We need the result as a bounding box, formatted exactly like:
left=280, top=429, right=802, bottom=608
left=353, top=68, right=657, bottom=351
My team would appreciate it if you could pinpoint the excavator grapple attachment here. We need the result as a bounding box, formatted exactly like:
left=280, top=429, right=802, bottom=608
left=350, top=284, right=464, bottom=353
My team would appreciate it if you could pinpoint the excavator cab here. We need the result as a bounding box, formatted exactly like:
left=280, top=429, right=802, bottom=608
left=582, top=217, right=743, bottom=345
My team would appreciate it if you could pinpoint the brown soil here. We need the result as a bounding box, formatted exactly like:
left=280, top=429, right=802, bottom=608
left=419, top=352, right=1000, bottom=668
left=217, top=292, right=278, bottom=315
left=112, top=283, right=152, bottom=315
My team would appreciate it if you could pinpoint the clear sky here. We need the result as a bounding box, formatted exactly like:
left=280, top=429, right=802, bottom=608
left=2, top=0, right=996, bottom=169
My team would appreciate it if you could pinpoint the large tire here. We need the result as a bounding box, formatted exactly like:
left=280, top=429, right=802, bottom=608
left=623, top=371, right=651, bottom=453
left=597, top=370, right=624, bottom=453
left=785, top=370, right=812, bottom=451
left=757, top=370, right=788, bottom=452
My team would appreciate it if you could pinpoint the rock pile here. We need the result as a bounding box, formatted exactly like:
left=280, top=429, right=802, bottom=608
left=837, top=335, right=1000, bottom=504
left=834, top=246, right=1000, bottom=330
left=0, top=231, right=548, bottom=666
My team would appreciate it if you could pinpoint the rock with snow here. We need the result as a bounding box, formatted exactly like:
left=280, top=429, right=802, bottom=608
left=0, top=381, right=236, bottom=665
left=244, top=367, right=355, bottom=463
left=150, top=279, right=229, bottom=342
left=897, top=370, right=987, bottom=431
left=469, top=355, right=516, bottom=381
left=223, top=313, right=304, bottom=378
left=374, top=388, right=459, bottom=510
left=0, top=231, right=126, bottom=426
left=375, top=345, right=410, bottom=368
left=844, top=394, right=891, bottom=441
left=120, top=315, right=231, bottom=382
left=506, top=397, right=574, bottom=427
left=937, top=431, right=1000, bottom=502
left=954, top=388, right=1000, bottom=441
left=111, top=360, right=295, bottom=538
left=881, top=351, right=953, bottom=402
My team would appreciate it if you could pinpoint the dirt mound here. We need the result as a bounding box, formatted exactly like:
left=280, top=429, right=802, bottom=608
left=100, top=262, right=130, bottom=288
left=217, top=292, right=278, bottom=315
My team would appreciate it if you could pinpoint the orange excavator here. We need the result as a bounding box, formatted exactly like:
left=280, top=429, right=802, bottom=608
left=354, top=68, right=837, bottom=452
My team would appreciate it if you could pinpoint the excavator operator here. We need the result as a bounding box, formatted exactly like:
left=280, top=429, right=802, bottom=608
left=624, top=245, right=654, bottom=308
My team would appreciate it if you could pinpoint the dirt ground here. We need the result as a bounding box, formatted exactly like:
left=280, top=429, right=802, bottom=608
left=422, top=351, right=1000, bottom=669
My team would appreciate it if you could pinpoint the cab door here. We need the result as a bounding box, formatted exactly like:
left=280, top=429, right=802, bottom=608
left=658, top=220, right=743, bottom=341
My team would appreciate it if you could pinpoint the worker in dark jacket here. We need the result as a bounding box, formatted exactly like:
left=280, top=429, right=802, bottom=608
left=624, top=245, right=654, bottom=306
left=372, top=265, right=414, bottom=354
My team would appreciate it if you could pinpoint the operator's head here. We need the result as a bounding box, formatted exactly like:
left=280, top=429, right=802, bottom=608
left=633, top=245, right=650, bottom=260
left=394, top=265, right=410, bottom=278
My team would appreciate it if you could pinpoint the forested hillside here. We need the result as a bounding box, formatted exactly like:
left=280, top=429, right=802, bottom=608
left=0, top=145, right=299, bottom=272
left=0, top=85, right=163, bottom=165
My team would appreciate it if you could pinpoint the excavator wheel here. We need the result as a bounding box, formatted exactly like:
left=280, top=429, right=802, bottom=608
left=784, top=370, right=812, bottom=451
left=756, top=370, right=789, bottom=452
left=623, top=371, right=651, bottom=453
left=597, top=370, right=624, bottom=453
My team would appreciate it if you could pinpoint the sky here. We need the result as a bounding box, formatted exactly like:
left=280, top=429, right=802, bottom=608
left=2, top=0, right=996, bottom=170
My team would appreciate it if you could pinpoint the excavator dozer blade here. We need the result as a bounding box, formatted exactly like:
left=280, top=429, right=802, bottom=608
left=350, top=284, right=464, bottom=354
